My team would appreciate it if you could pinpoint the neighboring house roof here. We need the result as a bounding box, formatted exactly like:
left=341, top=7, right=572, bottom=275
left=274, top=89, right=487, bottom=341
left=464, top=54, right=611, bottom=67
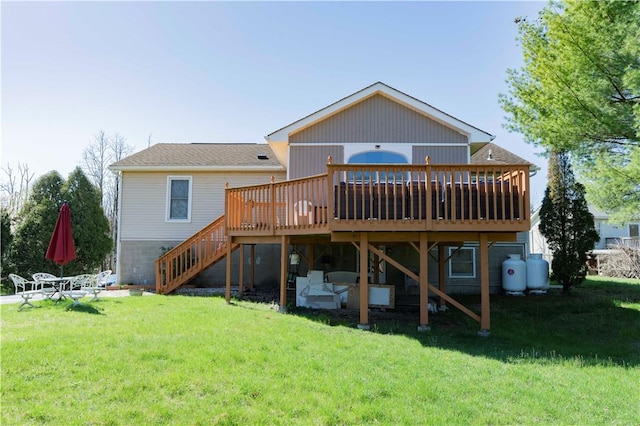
left=265, top=82, right=495, bottom=144
left=471, top=143, right=538, bottom=168
left=109, top=143, right=285, bottom=172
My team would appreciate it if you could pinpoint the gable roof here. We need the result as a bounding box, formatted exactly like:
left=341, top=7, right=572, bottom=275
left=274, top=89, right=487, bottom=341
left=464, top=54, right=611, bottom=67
left=109, top=143, right=284, bottom=172
left=471, top=143, right=537, bottom=168
left=265, top=82, right=495, bottom=143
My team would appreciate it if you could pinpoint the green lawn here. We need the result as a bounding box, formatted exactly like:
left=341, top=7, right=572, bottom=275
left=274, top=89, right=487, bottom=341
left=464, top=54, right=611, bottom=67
left=2, top=277, right=639, bottom=425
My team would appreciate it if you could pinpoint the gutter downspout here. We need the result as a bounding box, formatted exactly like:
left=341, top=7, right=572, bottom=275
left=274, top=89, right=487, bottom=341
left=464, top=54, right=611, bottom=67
left=115, top=170, right=123, bottom=286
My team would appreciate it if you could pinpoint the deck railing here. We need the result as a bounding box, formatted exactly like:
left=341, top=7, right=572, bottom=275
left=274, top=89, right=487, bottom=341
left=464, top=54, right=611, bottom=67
left=155, top=215, right=235, bottom=294
left=226, top=174, right=330, bottom=236
left=327, top=163, right=530, bottom=232
left=225, top=164, right=530, bottom=236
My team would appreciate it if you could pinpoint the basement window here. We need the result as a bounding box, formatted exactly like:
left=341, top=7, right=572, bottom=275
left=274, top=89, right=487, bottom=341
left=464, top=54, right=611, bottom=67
left=449, top=247, right=476, bottom=278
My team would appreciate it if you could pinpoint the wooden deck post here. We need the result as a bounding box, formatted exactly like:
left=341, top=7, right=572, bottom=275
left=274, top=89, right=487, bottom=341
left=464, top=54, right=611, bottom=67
left=438, top=244, right=446, bottom=310
left=225, top=236, right=232, bottom=304
left=479, top=233, right=490, bottom=336
left=238, top=244, right=244, bottom=295
left=358, top=233, right=369, bottom=330
left=279, top=235, right=289, bottom=313
left=249, top=244, right=255, bottom=290
left=418, top=233, right=430, bottom=331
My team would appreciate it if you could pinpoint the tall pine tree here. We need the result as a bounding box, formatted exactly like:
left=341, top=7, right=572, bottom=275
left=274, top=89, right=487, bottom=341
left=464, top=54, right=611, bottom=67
left=539, top=150, right=599, bottom=292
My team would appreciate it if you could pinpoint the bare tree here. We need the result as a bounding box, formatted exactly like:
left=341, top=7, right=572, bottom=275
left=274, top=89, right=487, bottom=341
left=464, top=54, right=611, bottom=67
left=598, top=245, right=640, bottom=280
left=82, top=130, right=134, bottom=270
left=0, top=162, right=35, bottom=215
left=82, top=130, right=111, bottom=201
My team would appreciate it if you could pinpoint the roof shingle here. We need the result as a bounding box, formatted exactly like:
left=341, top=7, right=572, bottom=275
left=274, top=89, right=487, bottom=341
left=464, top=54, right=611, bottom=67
left=110, top=143, right=283, bottom=170
left=471, top=143, right=536, bottom=168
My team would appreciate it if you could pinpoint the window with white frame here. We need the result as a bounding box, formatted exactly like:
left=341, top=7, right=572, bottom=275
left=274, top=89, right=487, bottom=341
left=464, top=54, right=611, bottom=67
left=166, top=176, right=192, bottom=221
left=448, top=247, right=476, bottom=278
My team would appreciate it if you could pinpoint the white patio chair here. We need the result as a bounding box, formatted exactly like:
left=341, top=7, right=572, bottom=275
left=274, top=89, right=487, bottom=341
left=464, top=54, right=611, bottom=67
left=83, top=270, right=111, bottom=301
left=293, top=200, right=314, bottom=225
left=9, top=274, right=42, bottom=310
left=63, top=275, right=90, bottom=307
left=95, top=270, right=112, bottom=289
left=32, top=272, right=58, bottom=300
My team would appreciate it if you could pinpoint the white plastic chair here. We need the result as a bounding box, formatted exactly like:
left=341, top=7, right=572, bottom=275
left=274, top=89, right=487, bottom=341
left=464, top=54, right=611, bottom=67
left=9, top=274, right=42, bottom=310
left=293, top=200, right=313, bottom=225
left=32, top=272, right=58, bottom=299
left=63, top=275, right=90, bottom=307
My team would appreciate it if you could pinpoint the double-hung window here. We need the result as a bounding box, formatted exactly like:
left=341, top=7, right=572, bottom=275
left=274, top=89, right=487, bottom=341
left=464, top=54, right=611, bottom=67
left=448, top=247, right=476, bottom=278
left=166, top=176, right=192, bottom=222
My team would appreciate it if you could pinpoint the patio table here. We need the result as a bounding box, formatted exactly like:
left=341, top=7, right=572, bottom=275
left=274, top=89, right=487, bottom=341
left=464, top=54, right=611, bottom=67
left=40, top=276, right=74, bottom=301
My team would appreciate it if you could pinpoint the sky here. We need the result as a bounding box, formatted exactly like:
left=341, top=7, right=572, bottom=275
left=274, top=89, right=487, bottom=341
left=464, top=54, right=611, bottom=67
left=2, top=0, right=549, bottom=208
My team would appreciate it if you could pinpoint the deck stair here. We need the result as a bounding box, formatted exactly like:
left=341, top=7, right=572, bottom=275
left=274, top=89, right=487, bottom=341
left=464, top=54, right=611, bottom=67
left=155, top=215, right=237, bottom=294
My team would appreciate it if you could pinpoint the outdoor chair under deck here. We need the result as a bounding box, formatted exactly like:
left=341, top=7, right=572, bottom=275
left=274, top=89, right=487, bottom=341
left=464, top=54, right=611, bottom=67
left=9, top=274, right=43, bottom=310
left=32, top=272, right=58, bottom=300
left=63, top=274, right=91, bottom=307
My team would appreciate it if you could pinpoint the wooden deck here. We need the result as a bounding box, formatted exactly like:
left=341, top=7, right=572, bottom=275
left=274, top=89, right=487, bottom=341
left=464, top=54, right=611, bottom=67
left=157, top=162, right=531, bottom=334
left=226, top=163, right=530, bottom=237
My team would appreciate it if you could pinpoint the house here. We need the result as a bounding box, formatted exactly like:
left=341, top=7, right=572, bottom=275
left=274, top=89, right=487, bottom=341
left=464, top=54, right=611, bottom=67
left=109, top=143, right=286, bottom=287
left=530, top=205, right=640, bottom=271
left=110, top=82, right=536, bottom=334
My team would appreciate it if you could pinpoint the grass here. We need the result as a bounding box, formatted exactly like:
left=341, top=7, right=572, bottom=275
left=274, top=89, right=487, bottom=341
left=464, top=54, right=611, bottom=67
left=1, top=276, right=639, bottom=425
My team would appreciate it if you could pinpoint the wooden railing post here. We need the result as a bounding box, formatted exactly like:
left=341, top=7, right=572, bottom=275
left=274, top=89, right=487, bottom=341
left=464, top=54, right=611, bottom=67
left=327, top=157, right=334, bottom=228
left=425, top=156, right=432, bottom=230
left=270, top=176, right=276, bottom=234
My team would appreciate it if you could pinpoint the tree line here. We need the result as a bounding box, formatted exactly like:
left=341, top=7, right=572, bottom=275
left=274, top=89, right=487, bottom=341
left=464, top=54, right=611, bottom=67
left=1, top=131, right=134, bottom=284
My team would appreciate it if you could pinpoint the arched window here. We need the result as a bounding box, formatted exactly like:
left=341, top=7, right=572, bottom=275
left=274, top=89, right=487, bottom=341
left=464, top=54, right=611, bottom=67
left=347, top=150, right=408, bottom=182
left=348, top=151, right=408, bottom=164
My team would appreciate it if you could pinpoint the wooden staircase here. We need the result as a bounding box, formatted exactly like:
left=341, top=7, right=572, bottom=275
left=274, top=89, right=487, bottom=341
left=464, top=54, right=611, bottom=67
left=155, top=215, right=237, bottom=294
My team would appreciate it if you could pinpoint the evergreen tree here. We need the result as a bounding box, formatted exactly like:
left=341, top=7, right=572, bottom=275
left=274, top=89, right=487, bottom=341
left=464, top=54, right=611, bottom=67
left=8, top=171, right=65, bottom=276
left=1, top=208, right=13, bottom=276
left=8, top=169, right=112, bottom=277
left=539, top=151, right=599, bottom=292
left=62, top=167, right=112, bottom=275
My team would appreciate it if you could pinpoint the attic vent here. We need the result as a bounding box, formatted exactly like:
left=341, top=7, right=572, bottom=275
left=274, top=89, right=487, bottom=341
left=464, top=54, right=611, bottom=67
left=257, top=154, right=269, bottom=160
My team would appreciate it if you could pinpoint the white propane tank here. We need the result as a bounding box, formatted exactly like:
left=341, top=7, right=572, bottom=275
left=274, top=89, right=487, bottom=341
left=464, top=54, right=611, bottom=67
left=502, top=254, right=526, bottom=295
left=526, top=253, right=549, bottom=290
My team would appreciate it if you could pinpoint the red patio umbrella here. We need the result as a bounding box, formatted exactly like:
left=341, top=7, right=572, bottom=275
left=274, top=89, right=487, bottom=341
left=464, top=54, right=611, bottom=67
left=45, top=202, right=76, bottom=276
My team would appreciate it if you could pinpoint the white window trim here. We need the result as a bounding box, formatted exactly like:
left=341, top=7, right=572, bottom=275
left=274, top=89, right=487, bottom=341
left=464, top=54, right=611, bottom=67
left=448, top=247, right=476, bottom=278
left=166, top=176, right=192, bottom=222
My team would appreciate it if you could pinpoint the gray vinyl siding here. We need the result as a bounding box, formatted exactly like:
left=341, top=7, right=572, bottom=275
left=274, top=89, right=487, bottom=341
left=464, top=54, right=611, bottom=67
left=289, top=145, right=343, bottom=179
left=290, top=94, right=468, bottom=144
left=412, top=145, right=468, bottom=164
left=119, top=171, right=285, bottom=240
